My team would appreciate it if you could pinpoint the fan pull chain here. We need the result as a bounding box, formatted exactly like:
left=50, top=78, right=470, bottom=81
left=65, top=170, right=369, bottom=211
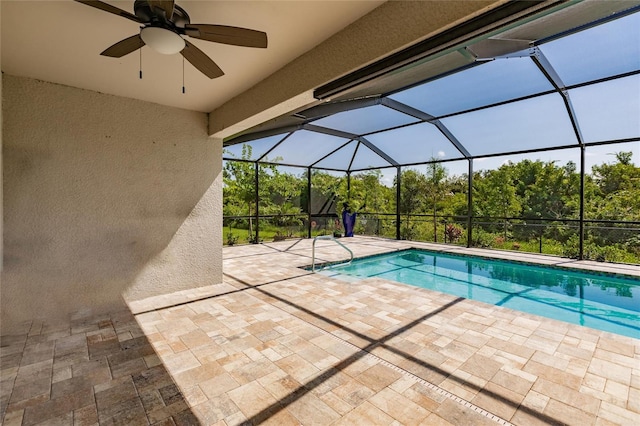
left=139, top=48, right=143, bottom=79
left=182, top=56, right=186, bottom=94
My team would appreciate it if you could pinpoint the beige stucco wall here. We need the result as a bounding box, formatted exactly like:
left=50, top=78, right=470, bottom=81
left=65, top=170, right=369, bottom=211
left=1, top=74, right=222, bottom=331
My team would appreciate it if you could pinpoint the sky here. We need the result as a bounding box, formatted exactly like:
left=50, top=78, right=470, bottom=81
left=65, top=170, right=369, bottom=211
left=224, top=9, right=639, bottom=187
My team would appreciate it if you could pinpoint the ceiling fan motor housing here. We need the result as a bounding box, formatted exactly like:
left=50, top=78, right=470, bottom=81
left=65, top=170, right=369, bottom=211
left=133, top=0, right=190, bottom=28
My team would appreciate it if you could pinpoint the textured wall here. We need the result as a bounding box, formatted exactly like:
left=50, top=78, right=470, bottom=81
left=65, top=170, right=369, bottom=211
left=1, top=74, right=222, bottom=330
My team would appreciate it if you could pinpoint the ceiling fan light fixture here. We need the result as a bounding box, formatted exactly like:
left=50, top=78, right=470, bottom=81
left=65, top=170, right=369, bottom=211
left=140, top=26, right=185, bottom=55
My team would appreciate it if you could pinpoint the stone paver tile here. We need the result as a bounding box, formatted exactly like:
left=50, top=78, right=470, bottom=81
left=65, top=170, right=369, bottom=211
left=305, top=368, right=351, bottom=397
left=297, top=345, right=340, bottom=370
left=52, top=366, right=73, bottom=384
left=132, top=364, right=175, bottom=392
left=438, top=374, right=481, bottom=402
left=584, top=372, right=607, bottom=392
left=227, top=381, right=278, bottom=420
left=199, top=373, right=240, bottom=399
left=438, top=340, right=478, bottom=364
left=191, top=344, right=228, bottom=365
left=401, top=381, right=447, bottom=413
left=397, top=359, right=449, bottom=386
left=594, top=347, right=638, bottom=370
left=275, top=354, right=320, bottom=383
left=179, top=330, right=212, bottom=350
left=229, top=356, right=280, bottom=385
left=73, top=404, right=98, bottom=426
left=319, top=391, right=352, bottom=415
left=589, top=358, right=633, bottom=386
left=543, top=398, right=599, bottom=425
left=107, top=357, right=148, bottom=380
left=354, top=363, right=403, bottom=393
left=597, top=401, right=640, bottom=425
left=511, top=408, right=555, bottom=426
left=557, top=342, right=596, bottom=361
left=14, top=360, right=53, bottom=387
left=471, top=381, right=523, bottom=421
left=172, top=409, right=201, bottom=426
left=261, top=374, right=301, bottom=400
left=533, top=377, right=600, bottom=415
left=161, top=350, right=201, bottom=375
left=71, top=358, right=111, bottom=386
left=147, top=399, right=190, bottom=424
left=531, top=350, right=569, bottom=371
left=51, top=376, right=93, bottom=399
left=333, top=401, right=395, bottom=425
left=511, top=389, right=550, bottom=426
left=566, top=357, right=590, bottom=378
left=191, top=394, right=240, bottom=426
left=173, top=362, right=225, bottom=389
left=420, top=413, right=455, bottom=426
left=332, top=378, right=375, bottom=408
left=603, top=379, right=630, bottom=407
left=523, top=359, right=581, bottom=389
left=489, top=369, right=535, bottom=396
left=458, top=353, right=503, bottom=382
left=98, top=396, right=148, bottom=426
left=435, top=398, right=498, bottom=426
left=87, top=339, right=120, bottom=360
left=33, top=411, right=73, bottom=425
left=388, top=374, right=417, bottom=394
left=95, top=377, right=138, bottom=410
left=2, top=409, right=24, bottom=426
left=7, top=377, right=51, bottom=410
left=486, top=336, right=536, bottom=360
left=369, top=387, right=430, bottom=425
left=22, top=390, right=94, bottom=426
left=253, top=407, right=301, bottom=426
left=597, top=337, right=635, bottom=358
left=144, top=354, right=162, bottom=368
left=139, top=388, right=165, bottom=414
left=628, top=387, right=640, bottom=413
left=287, top=391, right=341, bottom=425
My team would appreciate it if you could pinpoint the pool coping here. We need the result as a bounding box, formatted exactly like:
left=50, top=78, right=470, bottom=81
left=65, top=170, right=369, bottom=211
left=305, top=246, right=640, bottom=281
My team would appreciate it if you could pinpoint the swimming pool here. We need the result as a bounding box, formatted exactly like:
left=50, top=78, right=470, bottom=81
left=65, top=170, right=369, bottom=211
left=318, top=249, right=640, bottom=339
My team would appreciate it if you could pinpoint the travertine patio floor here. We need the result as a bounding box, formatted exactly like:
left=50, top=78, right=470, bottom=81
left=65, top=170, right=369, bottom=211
left=1, top=236, right=639, bottom=425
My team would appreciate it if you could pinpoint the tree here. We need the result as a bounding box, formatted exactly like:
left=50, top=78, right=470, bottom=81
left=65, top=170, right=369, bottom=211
left=223, top=145, right=279, bottom=239
left=473, top=165, right=521, bottom=238
left=587, top=151, right=640, bottom=250
left=424, top=160, right=448, bottom=242
left=396, top=169, right=427, bottom=240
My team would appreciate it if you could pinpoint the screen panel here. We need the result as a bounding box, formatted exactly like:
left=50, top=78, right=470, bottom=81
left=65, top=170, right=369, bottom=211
left=570, top=75, right=640, bottom=143
left=441, top=93, right=579, bottom=156
left=538, top=11, right=640, bottom=86
left=366, top=122, right=466, bottom=165
left=311, top=104, right=419, bottom=135
left=267, top=130, right=351, bottom=166
left=389, top=57, right=553, bottom=117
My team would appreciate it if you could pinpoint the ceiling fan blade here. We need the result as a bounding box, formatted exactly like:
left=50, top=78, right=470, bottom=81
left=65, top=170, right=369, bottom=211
left=101, top=34, right=145, bottom=58
left=181, top=40, right=224, bottom=79
left=147, top=0, right=174, bottom=20
left=74, top=0, right=142, bottom=23
left=184, top=24, right=268, bottom=48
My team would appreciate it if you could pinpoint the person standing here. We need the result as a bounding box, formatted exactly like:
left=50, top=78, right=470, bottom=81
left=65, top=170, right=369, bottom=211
left=341, top=202, right=365, bottom=237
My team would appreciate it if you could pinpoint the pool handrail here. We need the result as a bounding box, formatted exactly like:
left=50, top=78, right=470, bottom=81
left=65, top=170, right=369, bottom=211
left=312, top=235, right=354, bottom=272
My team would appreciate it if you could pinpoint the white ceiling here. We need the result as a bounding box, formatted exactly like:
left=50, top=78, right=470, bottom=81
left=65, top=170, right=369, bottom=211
left=1, top=0, right=384, bottom=113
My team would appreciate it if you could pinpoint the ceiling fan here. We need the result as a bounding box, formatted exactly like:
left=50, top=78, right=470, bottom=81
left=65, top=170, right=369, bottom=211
left=75, top=0, right=268, bottom=79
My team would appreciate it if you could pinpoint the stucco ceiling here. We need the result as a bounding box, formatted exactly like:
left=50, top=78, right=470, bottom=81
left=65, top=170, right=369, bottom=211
left=1, top=0, right=384, bottom=113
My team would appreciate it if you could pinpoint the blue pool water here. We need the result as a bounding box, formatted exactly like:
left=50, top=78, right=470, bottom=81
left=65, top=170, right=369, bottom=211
left=319, top=249, right=640, bottom=339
